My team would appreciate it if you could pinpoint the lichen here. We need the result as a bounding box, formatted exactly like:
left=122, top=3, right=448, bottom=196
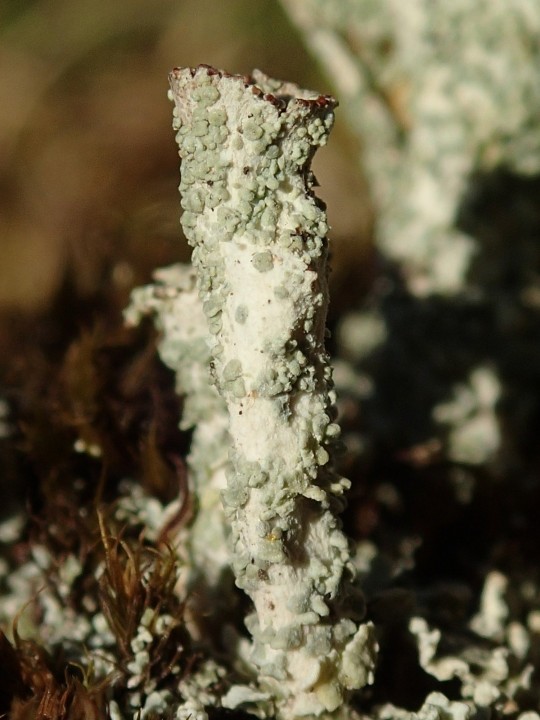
left=282, top=0, right=540, bottom=294
left=410, top=572, right=537, bottom=709
left=0, top=481, right=213, bottom=719
left=125, top=265, right=232, bottom=602
left=168, top=65, right=376, bottom=719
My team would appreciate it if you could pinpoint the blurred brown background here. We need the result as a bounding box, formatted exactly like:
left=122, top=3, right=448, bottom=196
left=0, top=0, right=372, bottom=317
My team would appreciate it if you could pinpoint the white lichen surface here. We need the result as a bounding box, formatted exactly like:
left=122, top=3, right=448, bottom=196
left=469, top=570, right=508, bottom=641
left=168, top=65, right=376, bottom=718
left=433, top=365, right=501, bottom=466
left=376, top=691, right=473, bottom=720
left=281, top=0, right=540, bottom=293
left=126, top=265, right=231, bottom=594
left=410, top=600, right=535, bottom=708
left=0, top=483, right=197, bottom=717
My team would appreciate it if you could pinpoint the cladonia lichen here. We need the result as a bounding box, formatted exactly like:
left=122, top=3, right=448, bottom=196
left=167, top=65, right=376, bottom=718
left=125, top=265, right=233, bottom=613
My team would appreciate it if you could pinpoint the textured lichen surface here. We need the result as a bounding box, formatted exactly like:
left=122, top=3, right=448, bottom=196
left=126, top=265, right=231, bottom=599
left=168, top=65, right=375, bottom=717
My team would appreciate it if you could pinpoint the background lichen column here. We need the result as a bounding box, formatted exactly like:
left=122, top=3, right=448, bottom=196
left=169, top=65, right=376, bottom=718
left=125, top=264, right=232, bottom=607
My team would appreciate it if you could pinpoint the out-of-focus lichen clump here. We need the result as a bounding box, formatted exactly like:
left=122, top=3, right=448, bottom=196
left=282, top=0, right=540, bottom=294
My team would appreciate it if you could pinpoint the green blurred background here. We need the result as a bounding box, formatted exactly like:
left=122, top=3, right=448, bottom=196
left=0, top=0, right=372, bottom=316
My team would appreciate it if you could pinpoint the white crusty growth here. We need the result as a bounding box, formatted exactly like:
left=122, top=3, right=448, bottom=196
left=125, top=265, right=231, bottom=596
left=168, top=65, right=376, bottom=718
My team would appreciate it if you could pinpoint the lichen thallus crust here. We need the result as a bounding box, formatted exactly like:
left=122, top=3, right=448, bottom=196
left=168, top=65, right=376, bottom=718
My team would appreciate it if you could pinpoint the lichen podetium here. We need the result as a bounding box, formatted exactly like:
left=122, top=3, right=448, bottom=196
left=168, top=65, right=376, bottom=719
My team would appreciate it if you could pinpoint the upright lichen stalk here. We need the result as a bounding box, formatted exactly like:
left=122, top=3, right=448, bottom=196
left=169, top=65, right=375, bottom=718
left=125, top=264, right=231, bottom=603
